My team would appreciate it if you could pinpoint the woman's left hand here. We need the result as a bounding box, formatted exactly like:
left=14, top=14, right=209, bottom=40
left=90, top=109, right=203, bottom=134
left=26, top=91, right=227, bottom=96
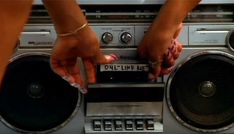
left=138, top=24, right=183, bottom=81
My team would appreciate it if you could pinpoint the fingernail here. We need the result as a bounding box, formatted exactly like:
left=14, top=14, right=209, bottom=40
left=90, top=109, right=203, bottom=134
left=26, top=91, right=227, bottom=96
left=148, top=73, right=156, bottom=82
left=71, top=83, right=88, bottom=94
left=80, top=87, right=88, bottom=94
left=62, top=76, right=70, bottom=81
left=110, top=54, right=119, bottom=60
left=105, top=54, right=119, bottom=62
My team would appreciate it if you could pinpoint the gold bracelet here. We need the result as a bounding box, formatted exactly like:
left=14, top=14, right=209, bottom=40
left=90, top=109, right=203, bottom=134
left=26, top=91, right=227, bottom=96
left=58, top=23, right=88, bottom=37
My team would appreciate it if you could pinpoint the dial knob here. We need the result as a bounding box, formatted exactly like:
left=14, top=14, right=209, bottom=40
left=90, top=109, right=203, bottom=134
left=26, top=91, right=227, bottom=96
left=102, top=32, right=113, bottom=44
left=227, top=30, right=234, bottom=52
left=120, top=32, right=132, bottom=44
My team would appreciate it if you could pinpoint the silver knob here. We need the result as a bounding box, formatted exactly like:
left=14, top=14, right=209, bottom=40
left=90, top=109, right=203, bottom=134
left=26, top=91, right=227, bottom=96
left=120, top=32, right=132, bottom=44
left=102, top=32, right=113, bottom=44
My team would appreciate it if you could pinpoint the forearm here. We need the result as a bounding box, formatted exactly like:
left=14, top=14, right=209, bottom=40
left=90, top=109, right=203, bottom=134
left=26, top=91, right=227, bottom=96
left=152, top=0, right=201, bottom=37
left=42, top=0, right=87, bottom=34
left=0, top=0, right=32, bottom=84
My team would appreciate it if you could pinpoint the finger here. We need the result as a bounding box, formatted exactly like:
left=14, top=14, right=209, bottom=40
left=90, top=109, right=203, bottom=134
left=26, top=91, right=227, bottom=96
left=50, top=58, right=67, bottom=77
left=151, top=63, right=162, bottom=81
left=160, top=67, right=173, bottom=75
left=67, top=69, right=87, bottom=94
left=162, top=58, right=175, bottom=68
left=65, top=61, right=83, bottom=86
left=83, top=59, right=96, bottom=84
left=174, top=44, right=182, bottom=59
left=70, top=83, right=87, bottom=94
left=162, top=51, right=175, bottom=68
left=172, top=41, right=183, bottom=59
left=170, top=41, right=178, bottom=59
left=94, top=51, right=119, bottom=64
left=169, top=40, right=177, bottom=52
left=50, top=58, right=88, bottom=94
left=67, top=60, right=88, bottom=94
left=57, top=75, right=86, bottom=94
left=148, top=73, right=156, bottom=82
left=59, top=58, right=78, bottom=84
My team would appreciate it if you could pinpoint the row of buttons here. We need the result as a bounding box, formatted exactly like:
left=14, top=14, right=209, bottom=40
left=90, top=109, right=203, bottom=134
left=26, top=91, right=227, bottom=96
left=93, top=119, right=155, bottom=131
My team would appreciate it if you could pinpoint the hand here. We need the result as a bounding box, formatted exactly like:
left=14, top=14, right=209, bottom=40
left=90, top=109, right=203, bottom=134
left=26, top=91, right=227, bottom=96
left=50, top=26, right=118, bottom=94
left=138, top=24, right=183, bottom=81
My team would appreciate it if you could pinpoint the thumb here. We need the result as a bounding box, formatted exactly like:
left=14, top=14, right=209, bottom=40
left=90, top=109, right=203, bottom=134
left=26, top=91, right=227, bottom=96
left=94, top=51, right=119, bottom=64
left=84, top=51, right=119, bottom=84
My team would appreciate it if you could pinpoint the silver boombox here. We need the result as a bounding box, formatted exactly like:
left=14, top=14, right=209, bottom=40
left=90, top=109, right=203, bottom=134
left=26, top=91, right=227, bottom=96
left=0, top=0, right=233, bottom=134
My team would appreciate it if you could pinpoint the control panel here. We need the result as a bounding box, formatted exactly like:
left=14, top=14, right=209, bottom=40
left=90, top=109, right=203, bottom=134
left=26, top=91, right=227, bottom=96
left=84, top=101, right=163, bottom=134
left=86, top=117, right=163, bottom=133
left=91, top=24, right=188, bottom=48
left=92, top=25, right=135, bottom=47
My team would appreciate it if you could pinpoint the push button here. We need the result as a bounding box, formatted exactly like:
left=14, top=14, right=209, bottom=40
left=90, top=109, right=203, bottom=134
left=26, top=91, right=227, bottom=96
left=146, top=119, right=155, bottom=130
left=104, top=120, right=112, bottom=131
left=114, top=120, right=123, bottom=131
left=93, top=120, right=102, bottom=131
left=125, top=120, right=134, bottom=130
left=135, top=120, right=144, bottom=130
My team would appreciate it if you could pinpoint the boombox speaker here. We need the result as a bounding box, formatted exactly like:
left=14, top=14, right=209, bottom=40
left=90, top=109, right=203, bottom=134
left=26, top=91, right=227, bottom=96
left=0, top=51, right=85, bottom=134
left=164, top=49, right=234, bottom=133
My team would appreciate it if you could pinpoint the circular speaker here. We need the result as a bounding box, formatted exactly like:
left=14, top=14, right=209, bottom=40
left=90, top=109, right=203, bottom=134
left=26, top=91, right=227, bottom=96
left=166, top=51, right=234, bottom=133
left=0, top=53, right=81, bottom=133
left=226, top=30, right=234, bottom=52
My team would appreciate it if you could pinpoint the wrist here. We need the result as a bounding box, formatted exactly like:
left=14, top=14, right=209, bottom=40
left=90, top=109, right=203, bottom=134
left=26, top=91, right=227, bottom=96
left=152, top=19, right=180, bottom=38
left=58, top=23, right=88, bottom=37
left=43, top=0, right=87, bottom=34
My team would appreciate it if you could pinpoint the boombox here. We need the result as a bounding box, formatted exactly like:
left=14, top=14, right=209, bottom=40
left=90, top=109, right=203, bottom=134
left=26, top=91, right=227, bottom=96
left=0, top=0, right=233, bottom=134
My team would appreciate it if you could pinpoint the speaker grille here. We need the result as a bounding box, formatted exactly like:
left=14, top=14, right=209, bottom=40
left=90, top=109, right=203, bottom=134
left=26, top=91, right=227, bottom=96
left=0, top=55, right=80, bottom=132
left=166, top=52, right=234, bottom=132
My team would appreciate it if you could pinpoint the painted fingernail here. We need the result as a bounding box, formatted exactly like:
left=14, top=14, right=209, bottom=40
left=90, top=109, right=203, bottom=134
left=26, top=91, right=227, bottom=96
left=71, top=83, right=88, bottom=94
left=105, top=54, right=119, bottom=62
left=109, top=54, right=119, bottom=60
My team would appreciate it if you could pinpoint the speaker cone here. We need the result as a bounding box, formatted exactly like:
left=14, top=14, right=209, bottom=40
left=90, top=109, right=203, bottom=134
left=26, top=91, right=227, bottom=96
left=166, top=51, right=234, bottom=132
left=0, top=54, right=81, bottom=133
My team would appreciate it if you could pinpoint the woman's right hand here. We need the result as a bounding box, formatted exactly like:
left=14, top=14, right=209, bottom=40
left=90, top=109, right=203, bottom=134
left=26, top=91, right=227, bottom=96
left=50, top=26, right=118, bottom=94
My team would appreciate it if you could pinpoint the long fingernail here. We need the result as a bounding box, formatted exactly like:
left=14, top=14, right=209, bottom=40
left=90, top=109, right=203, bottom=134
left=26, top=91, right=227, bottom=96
left=71, top=83, right=88, bottom=94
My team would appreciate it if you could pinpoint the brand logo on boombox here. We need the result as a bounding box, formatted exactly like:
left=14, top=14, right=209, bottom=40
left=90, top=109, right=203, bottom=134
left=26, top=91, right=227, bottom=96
left=100, top=64, right=149, bottom=72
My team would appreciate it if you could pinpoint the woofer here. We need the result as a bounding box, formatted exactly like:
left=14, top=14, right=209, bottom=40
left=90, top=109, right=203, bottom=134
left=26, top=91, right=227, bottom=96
left=166, top=51, right=234, bottom=133
left=0, top=53, right=81, bottom=133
